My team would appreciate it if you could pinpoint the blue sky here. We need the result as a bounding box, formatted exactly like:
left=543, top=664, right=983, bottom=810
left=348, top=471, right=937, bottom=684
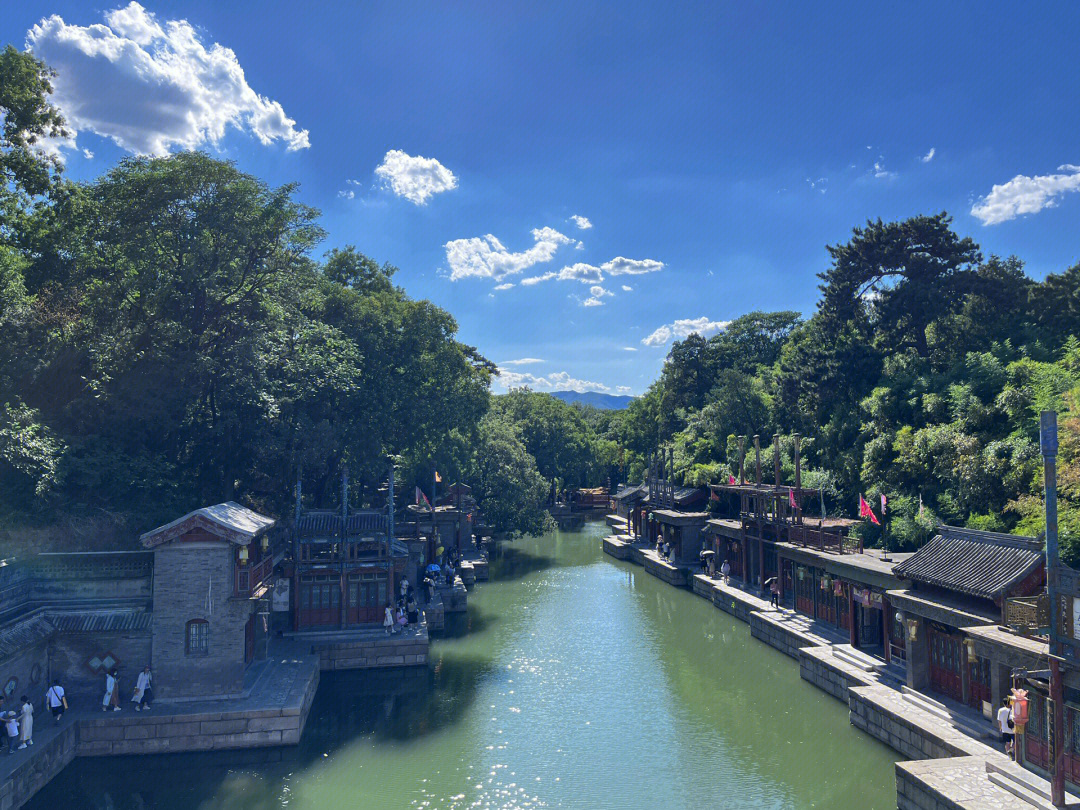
left=6, top=1, right=1080, bottom=395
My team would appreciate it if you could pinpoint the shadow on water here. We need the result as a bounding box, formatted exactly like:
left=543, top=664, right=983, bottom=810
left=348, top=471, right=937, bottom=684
left=485, top=543, right=556, bottom=582
left=439, top=606, right=497, bottom=638
left=27, top=652, right=501, bottom=810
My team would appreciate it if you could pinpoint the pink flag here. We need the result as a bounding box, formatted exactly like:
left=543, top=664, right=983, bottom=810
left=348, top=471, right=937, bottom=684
left=729, top=475, right=737, bottom=485
left=880, top=493, right=887, bottom=516
left=858, top=495, right=872, bottom=518
left=789, top=488, right=797, bottom=509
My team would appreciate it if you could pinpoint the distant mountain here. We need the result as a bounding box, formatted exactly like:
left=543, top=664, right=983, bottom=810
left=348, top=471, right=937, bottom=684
left=550, top=390, right=635, bottom=410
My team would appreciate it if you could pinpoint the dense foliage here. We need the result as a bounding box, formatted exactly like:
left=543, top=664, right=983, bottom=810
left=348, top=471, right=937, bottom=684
left=612, top=214, right=1080, bottom=553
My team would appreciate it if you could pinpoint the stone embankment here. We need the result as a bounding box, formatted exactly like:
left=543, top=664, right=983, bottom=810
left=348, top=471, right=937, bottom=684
left=604, top=530, right=1070, bottom=810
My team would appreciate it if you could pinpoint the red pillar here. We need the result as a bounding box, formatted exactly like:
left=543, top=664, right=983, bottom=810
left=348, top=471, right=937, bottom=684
left=849, top=590, right=858, bottom=647
left=882, top=597, right=892, bottom=664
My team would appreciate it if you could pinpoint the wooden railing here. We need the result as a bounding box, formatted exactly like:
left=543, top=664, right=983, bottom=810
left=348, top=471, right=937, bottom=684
left=739, top=515, right=863, bottom=555
left=235, top=554, right=274, bottom=596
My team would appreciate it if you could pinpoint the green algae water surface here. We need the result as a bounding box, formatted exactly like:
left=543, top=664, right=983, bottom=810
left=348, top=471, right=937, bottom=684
left=29, top=521, right=897, bottom=809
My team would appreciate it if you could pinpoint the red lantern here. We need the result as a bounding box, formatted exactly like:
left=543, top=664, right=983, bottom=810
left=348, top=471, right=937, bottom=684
left=1011, top=688, right=1029, bottom=731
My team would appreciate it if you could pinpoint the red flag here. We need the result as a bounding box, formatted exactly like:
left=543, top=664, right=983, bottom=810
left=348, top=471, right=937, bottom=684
left=729, top=475, right=737, bottom=485
left=859, top=494, right=880, bottom=525
left=789, top=489, right=797, bottom=509
left=709, top=490, right=720, bottom=502
left=415, top=486, right=431, bottom=508
left=859, top=495, right=872, bottom=518
left=880, top=493, right=887, bottom=516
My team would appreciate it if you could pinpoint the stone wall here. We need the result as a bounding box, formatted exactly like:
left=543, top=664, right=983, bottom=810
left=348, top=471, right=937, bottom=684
left=798, top=646, right=876, bottom=703
left=0, top=638, right=48, bottom=718
left=642, top=554, right=689, bottom=588
left=848, top=685, right=983, bottom=762
left=749, top=611, right=826, bottom=659
left=48, top=630, right=152, bottom=703
left=312, top=635, right=428, bottom=671
left=151, top=542, right=251, bottom=699
left=0, top=720, right=77, bottom=810
left=602, top=537, right=633, bottom=560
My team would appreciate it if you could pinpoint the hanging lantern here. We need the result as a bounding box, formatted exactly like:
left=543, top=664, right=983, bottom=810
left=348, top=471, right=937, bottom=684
left=964, top=637, right=977, bottom=663
left=238, top=545, right=249, bottom=565
left=261, top=534, right=270, bottom=552
left=1011, top=688, right=1029, bottom=732
left=907, top=619, right=919, bottom=642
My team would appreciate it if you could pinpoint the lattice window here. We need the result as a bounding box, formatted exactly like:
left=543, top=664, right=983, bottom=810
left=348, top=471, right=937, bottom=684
left=186, top=619, right=209, bottom=656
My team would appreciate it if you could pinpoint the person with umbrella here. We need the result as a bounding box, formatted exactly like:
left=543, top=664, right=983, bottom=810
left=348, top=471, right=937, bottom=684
left=765, top=577, right=780, bottom=609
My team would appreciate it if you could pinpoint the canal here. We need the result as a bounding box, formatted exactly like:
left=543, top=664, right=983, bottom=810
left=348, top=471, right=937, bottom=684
left=29, top=521, right=898, bottom=809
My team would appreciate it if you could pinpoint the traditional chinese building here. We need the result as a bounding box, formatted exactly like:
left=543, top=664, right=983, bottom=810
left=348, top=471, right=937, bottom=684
left=288, top=468, right=408, bottom=630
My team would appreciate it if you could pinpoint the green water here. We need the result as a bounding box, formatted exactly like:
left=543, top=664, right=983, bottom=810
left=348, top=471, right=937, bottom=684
left=29, top=522, right=897, bottom=809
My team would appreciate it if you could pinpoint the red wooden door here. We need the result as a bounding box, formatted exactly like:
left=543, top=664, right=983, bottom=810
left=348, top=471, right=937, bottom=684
left=299, top=577, right=340, bottom=626
left=928, top=626, right=963, bottom=703
left=967, top=656, right=991, bottom=710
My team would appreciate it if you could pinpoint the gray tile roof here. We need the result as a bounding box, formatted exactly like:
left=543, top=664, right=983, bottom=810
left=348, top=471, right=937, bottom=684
left=141, top=501, right=275, bottom=547
left=46, top=610, right=152, bottom=633
left=0, top=615, right=54, bottom=658
left=893, top=525, right=1043, bottom=601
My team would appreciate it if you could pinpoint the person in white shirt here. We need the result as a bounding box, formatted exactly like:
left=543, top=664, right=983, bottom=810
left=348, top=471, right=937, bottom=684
left=17, top=696, right=32, bottom=749
left=721, top=559, right=731, bottom=584
left=44, top=680, right=66, bottom=723
left=997, top=698, right=1014, bottom=757
left=133, top=666, right=153, bottom=712
left=102, top=669, right=121, bottom=712
left=4, top=712, right=18, bottom=754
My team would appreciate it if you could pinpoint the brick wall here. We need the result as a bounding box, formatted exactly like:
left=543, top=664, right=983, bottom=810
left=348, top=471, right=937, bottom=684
left=48, top=631, right=152, bottom=704
left=151, top=541, right=251, bottom=699
left=0, top=717, right=76, bottom=810
left=0, top=640, right=48, bottom=718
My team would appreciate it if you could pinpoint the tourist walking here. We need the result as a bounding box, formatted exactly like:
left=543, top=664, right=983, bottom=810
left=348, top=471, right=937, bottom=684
left=384, top=602, right=395, bottom=635
left=766, top=577, right=780, bottom=609
left=133, top=666, right=153, bottom=711
left=997, top=698, right=1014, bottom=758
left=721, top=559, right=731, bottom=584
left=407, top=594, right=419, bottom=625
left=400, top=577, right=409, bottom=601
left=17, top=696, right=32, bottom=749
left=4, top=712, right=18, bottom=754
left=102, top=668, right=121, bottom=712
left=45, top=680, right=66, bottom=723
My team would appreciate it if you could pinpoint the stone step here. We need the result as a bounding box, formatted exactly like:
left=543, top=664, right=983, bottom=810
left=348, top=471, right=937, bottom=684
left=986, top=771, right=1056, bottom=809
left=902, top=687, right=993, bottom=740
left=832, top=645, right=879, bottom=672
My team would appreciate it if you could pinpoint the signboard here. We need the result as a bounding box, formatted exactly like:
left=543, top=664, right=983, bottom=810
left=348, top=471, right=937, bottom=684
left=272, top=577, right=291, bottom=612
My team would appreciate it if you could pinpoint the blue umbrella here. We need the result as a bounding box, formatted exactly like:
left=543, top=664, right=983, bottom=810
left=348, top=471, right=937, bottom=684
left=426, top=563, right=442, bottom=574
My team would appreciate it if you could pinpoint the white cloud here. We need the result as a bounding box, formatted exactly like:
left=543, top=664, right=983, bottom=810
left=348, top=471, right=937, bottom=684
left=583, top=285, right=614, bottom=306
left=621, top=285, right=633, bottom=292
left=500, top=358, right=543, bottom=366
left=82, top=148, right=94, bottom=159
left=642, top=316, right=731, bottom=346
left=520, top=256, right=663, bottom=287
left=873, top=160, right=896, bottom=179
left=27, top=3, right=310, bottom=156
left=616, top=386, right=632, bottom=394
left=445, top=226, right=573, bottom=281
left=495, top=368, right=610, bottom=393
left=622, top=346, right=637, bottom=352
left=570, top=214, right=592, bottom=230
left=345, top=179, right=362, bottom=186
left=337, top=190, right=355, bottom=199
left=603, top=257, right=664, bottom=276
left=971, top=164, right=1080, bottom=225
left=374, top=149, right=457, bottom=205
left=575, top=241, right=585, bottom=250
left=493, top=282, right=515, bottom=291
left=921, top=148, right=936, bottom=163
